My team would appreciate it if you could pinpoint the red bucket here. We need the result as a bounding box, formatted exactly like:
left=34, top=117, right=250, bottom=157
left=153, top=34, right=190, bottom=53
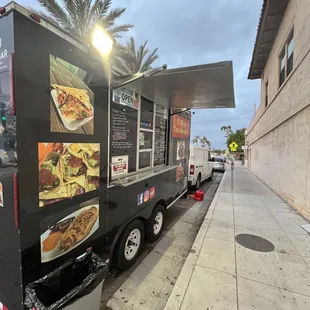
left=194, top=190, right=204, bottom=201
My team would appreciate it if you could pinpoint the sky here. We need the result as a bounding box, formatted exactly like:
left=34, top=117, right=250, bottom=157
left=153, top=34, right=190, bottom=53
left=17, top=0, right=262, bottom=149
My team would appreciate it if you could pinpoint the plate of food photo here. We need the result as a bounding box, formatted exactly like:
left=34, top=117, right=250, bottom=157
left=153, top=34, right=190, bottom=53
left=51, top=84, right=94, bottom=131
left=40, top=204, right=99, bottom=263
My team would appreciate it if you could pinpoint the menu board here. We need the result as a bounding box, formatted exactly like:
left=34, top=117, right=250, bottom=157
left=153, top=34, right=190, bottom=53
left=154, top=115, right=167, bottom=166
left=110, top=101, right=138, bottom=173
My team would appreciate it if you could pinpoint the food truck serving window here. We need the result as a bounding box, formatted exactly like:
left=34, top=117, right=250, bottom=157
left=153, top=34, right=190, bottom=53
left=138, top=97, right=153, bottom=169
left=110, top=88, right=168, bottom=182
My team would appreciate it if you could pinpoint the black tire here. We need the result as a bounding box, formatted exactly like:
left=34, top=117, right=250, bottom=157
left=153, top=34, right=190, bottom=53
left=195, top=174, right=201, bottom=190
left=146, top=204, right=165, bottom=242
left=115, top=220, right=145, bottom=270
left=209, top=169, right=214, bottom=180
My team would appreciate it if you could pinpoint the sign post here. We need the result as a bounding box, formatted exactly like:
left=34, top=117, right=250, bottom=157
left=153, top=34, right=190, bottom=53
left=229, top=142, right=238, bottom=191
left=231, top=161, right=234, bottom=190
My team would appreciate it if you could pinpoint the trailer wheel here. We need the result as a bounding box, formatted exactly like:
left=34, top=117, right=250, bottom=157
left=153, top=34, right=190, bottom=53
left=115, top=220, right=145, bottom=270
left=146, top=204, right=165, bottom=242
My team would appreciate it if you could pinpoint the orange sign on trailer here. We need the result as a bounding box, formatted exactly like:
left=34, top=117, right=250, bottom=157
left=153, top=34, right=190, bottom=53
left=172, top=115, right=190, bottom=138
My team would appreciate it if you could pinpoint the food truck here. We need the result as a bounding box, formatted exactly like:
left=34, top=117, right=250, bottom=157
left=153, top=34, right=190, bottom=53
left=0, top=2, right=235, bottom=309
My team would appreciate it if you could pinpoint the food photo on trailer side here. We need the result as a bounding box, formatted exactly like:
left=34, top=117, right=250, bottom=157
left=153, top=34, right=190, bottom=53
left=38, top=142, right=100, bottom=207
left=40, top=197, right=99, bottom=263
left=50, top=55, right=94, bottom=135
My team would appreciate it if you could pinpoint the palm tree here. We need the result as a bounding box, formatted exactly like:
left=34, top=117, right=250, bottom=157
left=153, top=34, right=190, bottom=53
left=31, top=0, right=133, bottom=43
left=192, top=135, right=200, bottom=146
left=221, top=125, right=232, bottom=139
left=114, top=37, right=159, bottom=74
left=200, top=136, right=211, bottom=148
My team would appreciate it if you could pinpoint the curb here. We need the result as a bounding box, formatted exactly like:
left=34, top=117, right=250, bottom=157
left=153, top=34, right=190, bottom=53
left=163, top=171, right=227, bottom=310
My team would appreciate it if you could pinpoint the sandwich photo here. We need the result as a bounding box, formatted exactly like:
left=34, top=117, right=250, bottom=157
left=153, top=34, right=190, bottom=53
left=40, top=204, right=99, bottom=262
left=61, top=206, right=99, bottom=251
left=50, top=55, right=94, bottom=134
left=52, top=85, right=92, bottom=119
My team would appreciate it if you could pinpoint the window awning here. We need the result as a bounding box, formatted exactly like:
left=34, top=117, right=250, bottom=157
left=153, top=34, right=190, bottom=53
left=112, top=61, right=235, bottom=110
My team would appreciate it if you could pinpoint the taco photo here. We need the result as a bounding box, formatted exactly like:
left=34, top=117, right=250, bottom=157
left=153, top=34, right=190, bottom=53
left=40, top=203, right=99, bottom=263
left=38, top=143, right=100, bottom=207
left=176, top=141, right=186, bottom=160
left=50, top=55, right=94, bottom=134
left=176, top=162, right=184, bottom=182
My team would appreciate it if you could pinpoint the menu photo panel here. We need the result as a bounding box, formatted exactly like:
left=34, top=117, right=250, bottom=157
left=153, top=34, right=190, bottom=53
left=50, top=55, right=94, bottom=134
left=38, top=142, right=100, bottom=207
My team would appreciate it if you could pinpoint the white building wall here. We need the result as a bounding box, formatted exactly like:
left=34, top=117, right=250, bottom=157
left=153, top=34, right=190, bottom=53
left=247, top=0, right=310, bottom=219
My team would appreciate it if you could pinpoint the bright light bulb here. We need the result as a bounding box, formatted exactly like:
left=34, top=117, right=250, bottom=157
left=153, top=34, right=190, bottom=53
left=92, top=26, right=113, bottom=56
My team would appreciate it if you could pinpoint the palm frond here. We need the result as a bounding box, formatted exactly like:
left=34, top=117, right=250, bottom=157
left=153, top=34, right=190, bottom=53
left=28, top=7, right=60, bottom=26
left=95, top=0, right=112, bottom=17
left=108, top=24, right=133, bottom=37
left=117, top=37, right=160, bottom=74
left=36, top=0, right=71, bottom=27
left=103, top=7, right=126, bottom=27
left=140, top=47, right=159, bottom=72
left=136, top=42, right=149, bottom=72
left=84, top=0, right=107, bottom=35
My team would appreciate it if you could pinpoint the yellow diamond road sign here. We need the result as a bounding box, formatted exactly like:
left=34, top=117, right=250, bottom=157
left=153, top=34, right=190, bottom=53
left=229, top=141, right=238, bottom=152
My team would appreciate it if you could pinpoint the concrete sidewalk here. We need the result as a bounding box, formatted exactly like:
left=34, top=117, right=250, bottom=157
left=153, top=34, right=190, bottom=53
left=165, top=163, right=310, bottom=310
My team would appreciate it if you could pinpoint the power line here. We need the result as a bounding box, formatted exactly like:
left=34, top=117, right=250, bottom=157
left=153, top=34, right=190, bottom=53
left=191, top=115, right=252, bottom=124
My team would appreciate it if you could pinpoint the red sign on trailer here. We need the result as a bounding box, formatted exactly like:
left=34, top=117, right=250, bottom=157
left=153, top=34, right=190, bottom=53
left=172, top=115, right=190, bottom=138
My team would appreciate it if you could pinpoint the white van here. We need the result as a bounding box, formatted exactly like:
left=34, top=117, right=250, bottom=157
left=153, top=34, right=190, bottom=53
left=188, top=145, right=214, bottom=189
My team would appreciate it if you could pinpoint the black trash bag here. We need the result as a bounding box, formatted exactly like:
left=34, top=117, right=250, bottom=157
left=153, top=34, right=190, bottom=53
left=24, top=250, right=107, bottom=310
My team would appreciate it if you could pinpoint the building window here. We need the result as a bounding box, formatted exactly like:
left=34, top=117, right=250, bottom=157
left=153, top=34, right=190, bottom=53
left=279, top=28, right=294, bottom=87
left=265, top=80, right=268, bottom=108
left=287, top=33, right=294, bottom=75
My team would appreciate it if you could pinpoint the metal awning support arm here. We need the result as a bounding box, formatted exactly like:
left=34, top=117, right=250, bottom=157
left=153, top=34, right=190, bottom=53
left=111, top=64, right=167, bottom=90
left=170, top=108, right=191, bottom=116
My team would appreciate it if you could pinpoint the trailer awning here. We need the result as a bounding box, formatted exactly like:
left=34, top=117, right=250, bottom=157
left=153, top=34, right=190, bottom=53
left=112, top=61, right=235, bottom=110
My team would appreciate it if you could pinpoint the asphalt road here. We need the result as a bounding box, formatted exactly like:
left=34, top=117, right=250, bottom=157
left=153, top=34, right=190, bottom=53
left=101, top=172, right=224, bottom=307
